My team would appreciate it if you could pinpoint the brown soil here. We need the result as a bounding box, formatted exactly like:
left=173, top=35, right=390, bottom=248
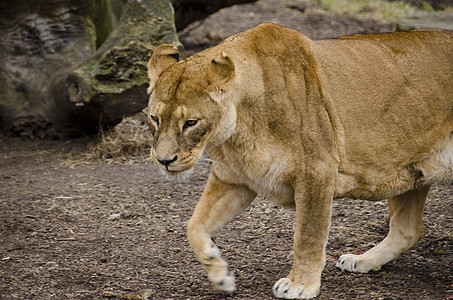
left=1, top=1, right=453, bottom=299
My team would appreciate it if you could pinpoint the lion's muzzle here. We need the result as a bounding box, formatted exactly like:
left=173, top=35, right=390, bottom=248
left=156, top=155, right=178, bottom=169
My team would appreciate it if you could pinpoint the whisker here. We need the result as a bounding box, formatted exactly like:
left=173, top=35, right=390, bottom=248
left=201, top=157, right=225, bottom=166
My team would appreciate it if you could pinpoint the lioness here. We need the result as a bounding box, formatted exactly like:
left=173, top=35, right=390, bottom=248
left=146, top=23, right=453, bottom=299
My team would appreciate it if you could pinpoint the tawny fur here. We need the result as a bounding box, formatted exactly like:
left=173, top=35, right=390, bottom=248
left=146, top=24, right=453, bottom=299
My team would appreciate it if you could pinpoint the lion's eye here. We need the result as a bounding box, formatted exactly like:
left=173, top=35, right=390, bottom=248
left=150, top=114, right=159, bottom=125
left=186, top=119, right=198, bottom=126
left=183, top=119, right=198, bottom=131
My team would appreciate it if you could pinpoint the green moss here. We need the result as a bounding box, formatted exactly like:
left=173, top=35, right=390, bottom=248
left=421, top=2, right=435, bottom=12
left=92, top=0, right=117, bottom=48
left=80, top=16, right=97, bottom=52
left=318, top=0, right=418, bottom=23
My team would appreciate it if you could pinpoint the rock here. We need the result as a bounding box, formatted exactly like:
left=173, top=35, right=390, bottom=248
left=171, top=0, right=258, bottom=31
left=397, top=10, right=453, bottom=31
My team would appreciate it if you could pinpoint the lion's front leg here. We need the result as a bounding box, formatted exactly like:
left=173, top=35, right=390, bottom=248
left=273, top=172, right=335, bottom=299
left=187, top=172, right=256, bottom=293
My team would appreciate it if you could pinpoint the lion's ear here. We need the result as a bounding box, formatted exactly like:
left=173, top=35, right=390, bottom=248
left=147, top=44, right=180, bottom=94
left=208, top=52, right=235, bottom=84
left=207, top=52, right=235, bottom=102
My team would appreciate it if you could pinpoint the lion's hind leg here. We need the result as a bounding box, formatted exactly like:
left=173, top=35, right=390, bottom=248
left=336, top=186, right=429, bottom=273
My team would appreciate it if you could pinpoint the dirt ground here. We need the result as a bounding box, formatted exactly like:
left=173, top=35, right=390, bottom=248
left=1, top=1, right=453, bottom=299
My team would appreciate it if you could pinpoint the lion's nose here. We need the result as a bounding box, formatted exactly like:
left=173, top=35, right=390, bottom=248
left=156, top=155, right=178, bottom=167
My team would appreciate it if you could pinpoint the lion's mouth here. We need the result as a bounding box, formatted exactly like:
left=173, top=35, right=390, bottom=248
left=151, top=151, right=200, bottom=179
left=165, top=166, right=188, bottom=174
left=154, top=160, right=197, bottom=179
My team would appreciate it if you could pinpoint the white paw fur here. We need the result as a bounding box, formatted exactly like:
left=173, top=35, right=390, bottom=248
left=202, top=243, right=236, bottom=293
left=336, top=254, right=379, bottom=273
left=201, top=242, right=221, bottom=261
left=210, top=270, right=236, bottom=293
left=272, top=278, right=319, bottom=299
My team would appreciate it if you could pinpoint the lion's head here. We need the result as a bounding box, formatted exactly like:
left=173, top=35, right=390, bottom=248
left=146, top=44, right=238, bottom=178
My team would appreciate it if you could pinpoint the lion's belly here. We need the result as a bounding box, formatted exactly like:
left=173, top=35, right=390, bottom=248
left=334, top=169, right=417, bottom=200
left=336, top=133, right=453, bottom=200
left=414, top=133, right=453, bottom=186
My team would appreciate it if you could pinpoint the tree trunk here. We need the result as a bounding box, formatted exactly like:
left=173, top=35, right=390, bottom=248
left=0, top=0, right=179, bottom=138
left=61, top=0, right=180, bottom=137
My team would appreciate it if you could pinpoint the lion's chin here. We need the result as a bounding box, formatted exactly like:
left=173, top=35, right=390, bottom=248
left=160, top=166, right=195, bottom=181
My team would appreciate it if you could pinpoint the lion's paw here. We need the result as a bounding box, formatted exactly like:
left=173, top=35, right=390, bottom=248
left=201, top=241, right=221, bottom=261
left=336, top=254, right=378, bottom=273
left=209, top=270, right=236, bottom=293
left=272, top=278, right=319, bottom=299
